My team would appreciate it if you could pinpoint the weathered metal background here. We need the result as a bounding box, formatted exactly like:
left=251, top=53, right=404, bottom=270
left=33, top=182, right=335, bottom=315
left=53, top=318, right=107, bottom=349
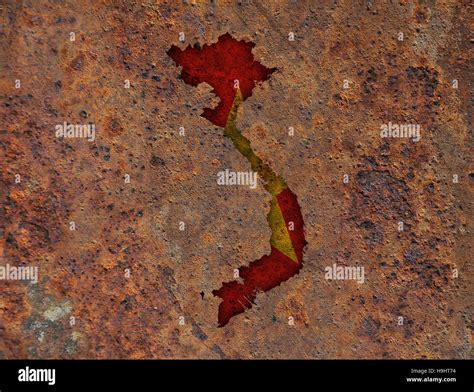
left=0, top=0, right=471, bottom=358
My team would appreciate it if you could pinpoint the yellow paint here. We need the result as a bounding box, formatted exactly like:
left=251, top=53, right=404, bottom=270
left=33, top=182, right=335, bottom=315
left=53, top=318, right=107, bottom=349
left=223, top=89, right=298, bottom=263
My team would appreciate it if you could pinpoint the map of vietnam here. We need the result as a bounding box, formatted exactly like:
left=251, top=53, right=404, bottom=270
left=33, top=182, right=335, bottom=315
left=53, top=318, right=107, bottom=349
left=168, top=34, right=307, bottom=327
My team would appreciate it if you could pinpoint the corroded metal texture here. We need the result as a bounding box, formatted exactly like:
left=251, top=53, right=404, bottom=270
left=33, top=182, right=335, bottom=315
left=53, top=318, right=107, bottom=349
left=0, top=0, right=472, bottom=359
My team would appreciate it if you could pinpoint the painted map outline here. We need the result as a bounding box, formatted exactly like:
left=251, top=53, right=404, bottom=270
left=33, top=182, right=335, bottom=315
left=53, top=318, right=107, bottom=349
left=168, top=34, right=307, bottom=327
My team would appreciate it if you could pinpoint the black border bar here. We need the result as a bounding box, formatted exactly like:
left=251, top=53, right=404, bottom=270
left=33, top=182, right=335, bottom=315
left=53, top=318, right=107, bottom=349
left=0, top=359, right=472, bottom=391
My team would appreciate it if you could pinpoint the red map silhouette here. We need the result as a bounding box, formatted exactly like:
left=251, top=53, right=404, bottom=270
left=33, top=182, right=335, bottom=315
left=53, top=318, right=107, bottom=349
left=168, top=34, right=306, bottom=327
left=213, top=188, right=306, bottom=326
left=168, top=33, right=275, bottom=127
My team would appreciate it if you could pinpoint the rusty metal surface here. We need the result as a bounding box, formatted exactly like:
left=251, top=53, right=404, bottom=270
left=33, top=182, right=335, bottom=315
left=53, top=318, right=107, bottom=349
left=0, top=0, right=472, bottom=359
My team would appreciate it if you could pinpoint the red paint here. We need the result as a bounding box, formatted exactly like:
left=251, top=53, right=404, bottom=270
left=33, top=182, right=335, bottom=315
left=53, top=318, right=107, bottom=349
left=213, top=246, right=301, bottom=327
left=212, top=189, right=307, bottom=327
left=277, top=188, right=306, bottom=263
left=167, top=33, right=276, bottom=127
